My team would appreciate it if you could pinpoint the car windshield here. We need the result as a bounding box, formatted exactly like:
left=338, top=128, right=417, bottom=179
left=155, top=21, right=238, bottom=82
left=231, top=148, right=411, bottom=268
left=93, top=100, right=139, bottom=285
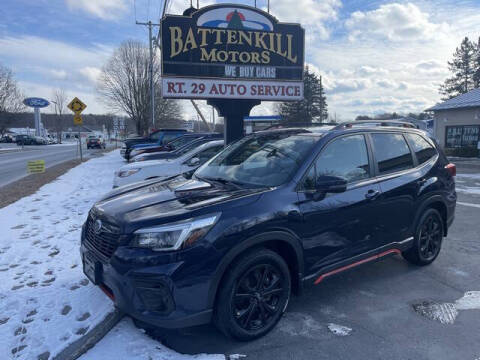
left=168, top=135, right=198, bottom=149
left=195, top=133, right=318, bottom=187
left=175, top=139, right=208, bottom=155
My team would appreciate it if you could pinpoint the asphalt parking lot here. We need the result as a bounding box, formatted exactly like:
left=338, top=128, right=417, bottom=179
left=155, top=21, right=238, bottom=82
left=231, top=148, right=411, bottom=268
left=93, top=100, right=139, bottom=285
left=151, top=162, right=480, bottom=360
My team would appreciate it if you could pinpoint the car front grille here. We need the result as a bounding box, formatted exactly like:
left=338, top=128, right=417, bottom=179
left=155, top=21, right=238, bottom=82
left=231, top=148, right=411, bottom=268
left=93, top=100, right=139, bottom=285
left=84, top=213, right=120, bottom=262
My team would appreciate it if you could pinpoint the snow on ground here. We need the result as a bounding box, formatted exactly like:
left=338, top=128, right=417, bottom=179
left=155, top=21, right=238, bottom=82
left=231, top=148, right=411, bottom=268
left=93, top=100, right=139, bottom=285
left=412, top=291, right=480, bottom=325
left=327, top=323, right=352, bottom=336
left=0, top=151, right=122, bottom=359
left=79, top=318, right=223, bottom=360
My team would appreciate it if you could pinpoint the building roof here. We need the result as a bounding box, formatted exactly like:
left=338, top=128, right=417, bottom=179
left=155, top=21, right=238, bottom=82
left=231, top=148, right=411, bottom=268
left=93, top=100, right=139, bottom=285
left=426, top=88, right=480, bottom=111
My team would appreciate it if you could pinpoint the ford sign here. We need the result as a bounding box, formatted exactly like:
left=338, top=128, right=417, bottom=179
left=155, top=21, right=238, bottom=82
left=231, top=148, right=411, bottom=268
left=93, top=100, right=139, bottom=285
left=23, top=97, right=50, bottom=108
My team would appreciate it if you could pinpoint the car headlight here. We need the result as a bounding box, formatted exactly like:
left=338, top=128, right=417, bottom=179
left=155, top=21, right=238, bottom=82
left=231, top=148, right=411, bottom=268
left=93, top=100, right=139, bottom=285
left=132, top=213, right=220, bottom=251
left=117, top=168, right=141, bottom=177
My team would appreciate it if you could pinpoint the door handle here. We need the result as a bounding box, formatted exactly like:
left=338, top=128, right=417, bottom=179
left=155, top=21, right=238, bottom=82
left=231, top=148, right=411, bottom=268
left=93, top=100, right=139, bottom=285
left=417, top=178, right=427, bottom=186
left=365, top=189, right=380, bottom=200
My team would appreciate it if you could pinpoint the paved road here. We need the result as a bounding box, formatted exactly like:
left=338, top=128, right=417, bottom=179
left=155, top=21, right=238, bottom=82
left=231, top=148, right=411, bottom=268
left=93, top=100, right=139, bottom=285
left=149, top=163, right=480, bottom=360
left=0, top=143, right=115, bottom=187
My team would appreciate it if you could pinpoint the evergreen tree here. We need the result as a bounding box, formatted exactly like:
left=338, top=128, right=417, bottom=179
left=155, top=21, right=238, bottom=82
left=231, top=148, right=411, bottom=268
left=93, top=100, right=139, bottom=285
left=473, top=37, right=480, bottom=89
left=439, top=37, right=476, bottom=99
left=278, top=68, right=328, bottom=124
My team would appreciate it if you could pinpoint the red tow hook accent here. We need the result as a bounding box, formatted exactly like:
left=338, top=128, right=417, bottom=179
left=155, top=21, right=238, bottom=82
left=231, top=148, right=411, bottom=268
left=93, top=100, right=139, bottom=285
left=445, top=163, right=456, bottom=177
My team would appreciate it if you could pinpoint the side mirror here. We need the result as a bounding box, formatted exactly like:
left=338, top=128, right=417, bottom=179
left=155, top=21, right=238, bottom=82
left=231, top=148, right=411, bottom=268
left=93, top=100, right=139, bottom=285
left=316, top=176, right=347, bottom=194
left=187, top=157, right=200, bottom=167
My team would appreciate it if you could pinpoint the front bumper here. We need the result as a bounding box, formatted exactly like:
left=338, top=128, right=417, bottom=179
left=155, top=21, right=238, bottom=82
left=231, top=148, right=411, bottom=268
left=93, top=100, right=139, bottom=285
left=80, top=228, right=215, bottom=329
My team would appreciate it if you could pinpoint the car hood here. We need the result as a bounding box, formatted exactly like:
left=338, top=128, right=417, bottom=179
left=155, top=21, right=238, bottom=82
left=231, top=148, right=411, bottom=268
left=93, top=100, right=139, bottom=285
left=118, top=159, right=172, bottom=171
left=94, top=177, right=265, bottom=233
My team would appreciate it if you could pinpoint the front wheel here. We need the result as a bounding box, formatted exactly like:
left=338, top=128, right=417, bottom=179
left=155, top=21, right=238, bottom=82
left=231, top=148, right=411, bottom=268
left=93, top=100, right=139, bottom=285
left=214, top=248, right=291, bottom=341
left=403, top=208, right=444, bottom=266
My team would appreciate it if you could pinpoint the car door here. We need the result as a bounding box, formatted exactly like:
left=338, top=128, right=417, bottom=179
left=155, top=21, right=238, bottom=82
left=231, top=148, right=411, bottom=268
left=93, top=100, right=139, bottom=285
left=296, top=134, right=383, bottom=275
left=368, top=132, right=418, bottom=245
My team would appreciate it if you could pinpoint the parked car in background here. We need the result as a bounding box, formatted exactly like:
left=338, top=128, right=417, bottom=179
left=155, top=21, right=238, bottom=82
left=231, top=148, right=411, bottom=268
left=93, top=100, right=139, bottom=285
left=83, top=121, right=456, bottom=341
left=87, top=135, right=106, bottom=149
left=121, top=129, right=188, bottom=161
left=34, top=136, right=48, bottom=145
left=0, top=134, right=15, bottom=143
left=16, top=134, right=36, bottom=145
left=132, top=136, right=224, bottom=163
left=129, top=133, right=222, bottom=161
left=113, top=140, right=224, bottom=188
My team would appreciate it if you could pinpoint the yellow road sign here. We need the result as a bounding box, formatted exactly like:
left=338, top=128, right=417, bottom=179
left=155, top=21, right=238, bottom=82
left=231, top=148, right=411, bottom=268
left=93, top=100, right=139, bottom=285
left=74, top=114, right=83, bottom=126
left=68, top=97, right=87, bottom=114
left=27, top=160, right=45, bottom=174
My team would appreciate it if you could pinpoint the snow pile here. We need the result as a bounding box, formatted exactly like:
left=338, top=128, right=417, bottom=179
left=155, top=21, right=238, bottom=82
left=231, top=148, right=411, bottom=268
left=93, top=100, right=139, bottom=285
left=412, top=291, right=480, bottom=325
left=79, top=318, right=223, bottom=360
left=0, top=150, right=122, bottom=359
left=327, top=323, right=352, bottom=336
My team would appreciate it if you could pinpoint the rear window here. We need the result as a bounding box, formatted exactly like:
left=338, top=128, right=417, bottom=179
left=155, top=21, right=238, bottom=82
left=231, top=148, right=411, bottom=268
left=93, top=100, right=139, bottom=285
left=371, top=133, right=414, bottom=175
left=405, top=133, right=437, bottom=165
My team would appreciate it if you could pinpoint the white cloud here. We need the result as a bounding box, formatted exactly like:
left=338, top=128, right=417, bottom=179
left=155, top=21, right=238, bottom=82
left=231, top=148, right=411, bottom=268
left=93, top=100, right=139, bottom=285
left=0, top=36, right=112, bottom=70
left=79, top=67, right=102, bottom=86
left=65, top=0, right=129, bottom=20
left=345, top=3, right=450, bottom=42
left=269, top=0, right=341, bottom=40
left=48, top=69, right=68, bottom=81
left=0, top=35, right=114, bottom=114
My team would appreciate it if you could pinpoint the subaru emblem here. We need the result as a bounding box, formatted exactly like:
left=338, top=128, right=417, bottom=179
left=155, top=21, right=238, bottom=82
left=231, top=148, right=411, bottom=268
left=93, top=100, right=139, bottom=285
left=94, top=219, right=103, bottom=234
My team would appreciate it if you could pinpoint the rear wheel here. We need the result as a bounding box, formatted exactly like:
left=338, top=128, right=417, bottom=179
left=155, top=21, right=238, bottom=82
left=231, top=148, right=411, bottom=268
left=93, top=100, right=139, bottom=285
left=214, top=248, right=291, bottom=341
left=403, top=208, right=444, bottom=266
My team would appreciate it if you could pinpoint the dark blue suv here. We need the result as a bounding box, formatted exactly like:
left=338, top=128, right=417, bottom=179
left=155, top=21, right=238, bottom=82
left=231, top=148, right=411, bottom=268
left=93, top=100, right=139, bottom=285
left=81, top=122, right=456, bottom=340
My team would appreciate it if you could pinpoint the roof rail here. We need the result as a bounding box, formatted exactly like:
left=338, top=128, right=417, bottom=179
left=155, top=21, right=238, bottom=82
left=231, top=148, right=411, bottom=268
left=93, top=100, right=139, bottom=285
left=264, top=122, right=338, bottom=130
left=333, top=120, right=418, bottom=130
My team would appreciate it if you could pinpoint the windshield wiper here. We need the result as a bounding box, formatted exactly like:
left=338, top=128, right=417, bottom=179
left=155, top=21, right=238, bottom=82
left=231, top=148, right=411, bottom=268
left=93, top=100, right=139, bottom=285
left=195, top=176, right=245, bottom=189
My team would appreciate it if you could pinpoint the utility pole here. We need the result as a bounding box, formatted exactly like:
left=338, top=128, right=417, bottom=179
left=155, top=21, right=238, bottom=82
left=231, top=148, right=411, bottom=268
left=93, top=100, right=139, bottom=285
left=136, top=20, right=160, bottom=130
left=212, top=106, right=216, bottom=131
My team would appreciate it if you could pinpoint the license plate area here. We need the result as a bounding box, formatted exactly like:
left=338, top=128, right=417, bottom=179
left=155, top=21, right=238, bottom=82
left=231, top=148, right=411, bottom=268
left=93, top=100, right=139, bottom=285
left=83, top=252, right=102, bottom=285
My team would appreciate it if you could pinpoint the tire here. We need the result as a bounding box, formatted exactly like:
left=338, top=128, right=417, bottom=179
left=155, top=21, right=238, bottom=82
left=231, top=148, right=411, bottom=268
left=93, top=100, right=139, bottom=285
left=214, top=248, right=291, bottom=341
left=402, top=208, right=444, bottom=266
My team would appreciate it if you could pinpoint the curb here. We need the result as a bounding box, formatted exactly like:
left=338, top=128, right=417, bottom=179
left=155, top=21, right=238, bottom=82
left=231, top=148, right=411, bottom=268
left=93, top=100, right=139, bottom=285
left=53, top=310, right=124, bottom=360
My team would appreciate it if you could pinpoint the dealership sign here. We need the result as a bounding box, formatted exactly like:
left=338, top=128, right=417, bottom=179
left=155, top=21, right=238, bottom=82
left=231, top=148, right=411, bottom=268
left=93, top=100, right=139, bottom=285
left=23, top=97, right=50, bottom=108
left=161, top=4, right=304, bottom=100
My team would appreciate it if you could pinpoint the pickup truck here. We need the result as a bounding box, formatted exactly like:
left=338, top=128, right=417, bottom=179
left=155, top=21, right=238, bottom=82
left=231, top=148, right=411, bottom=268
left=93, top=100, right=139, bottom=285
left=121, top=128, right=187, bottom=161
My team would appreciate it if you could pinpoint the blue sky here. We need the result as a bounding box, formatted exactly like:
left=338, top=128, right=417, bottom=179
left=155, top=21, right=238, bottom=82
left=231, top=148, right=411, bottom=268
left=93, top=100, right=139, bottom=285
left=1, top=0, right=480, bottom=120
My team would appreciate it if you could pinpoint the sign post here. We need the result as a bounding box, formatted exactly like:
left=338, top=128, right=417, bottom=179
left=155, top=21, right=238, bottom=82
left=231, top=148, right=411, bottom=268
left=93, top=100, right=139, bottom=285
left=160, top=4, right=305, bottom=144
left=68, top=97, right=87, bottom=161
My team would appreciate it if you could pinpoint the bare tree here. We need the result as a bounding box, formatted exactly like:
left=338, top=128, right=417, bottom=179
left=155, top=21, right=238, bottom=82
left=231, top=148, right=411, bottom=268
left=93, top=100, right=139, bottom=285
left=97, top=40, right=182, bottom=135
left=51, top=88, right=68, bottom=143
left=0, top=64, right=25, bottom=135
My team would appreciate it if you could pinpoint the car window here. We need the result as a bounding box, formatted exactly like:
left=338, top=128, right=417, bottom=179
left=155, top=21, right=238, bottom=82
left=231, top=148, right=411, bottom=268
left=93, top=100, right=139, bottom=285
left=315, top=134, right=370, bottom=184
left=162, top=133, right=180, bottom=144
left=194, top=145, right=224, bottom=163
left=371, top=133, right=414, bottom=175
left=406, top=133, right=437, bottom=165
left=150, top=131, right=162, bottom=140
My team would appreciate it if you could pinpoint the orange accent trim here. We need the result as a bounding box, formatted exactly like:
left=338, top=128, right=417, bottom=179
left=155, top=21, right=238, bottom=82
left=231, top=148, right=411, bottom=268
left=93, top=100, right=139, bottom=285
left=314, top=249, right=402, bottom=285
left=100, top=285, right=115, bottom=302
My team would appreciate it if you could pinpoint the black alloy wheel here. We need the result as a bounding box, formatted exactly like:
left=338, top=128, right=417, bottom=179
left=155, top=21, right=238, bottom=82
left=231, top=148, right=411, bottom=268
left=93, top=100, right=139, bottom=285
left=214, top=248, right=291, bottom=340
left=233, top=264, right=285, bottom=332
left=403, top=208, right=444, bottom=265
left=418, top=214, right=443, bottom=261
